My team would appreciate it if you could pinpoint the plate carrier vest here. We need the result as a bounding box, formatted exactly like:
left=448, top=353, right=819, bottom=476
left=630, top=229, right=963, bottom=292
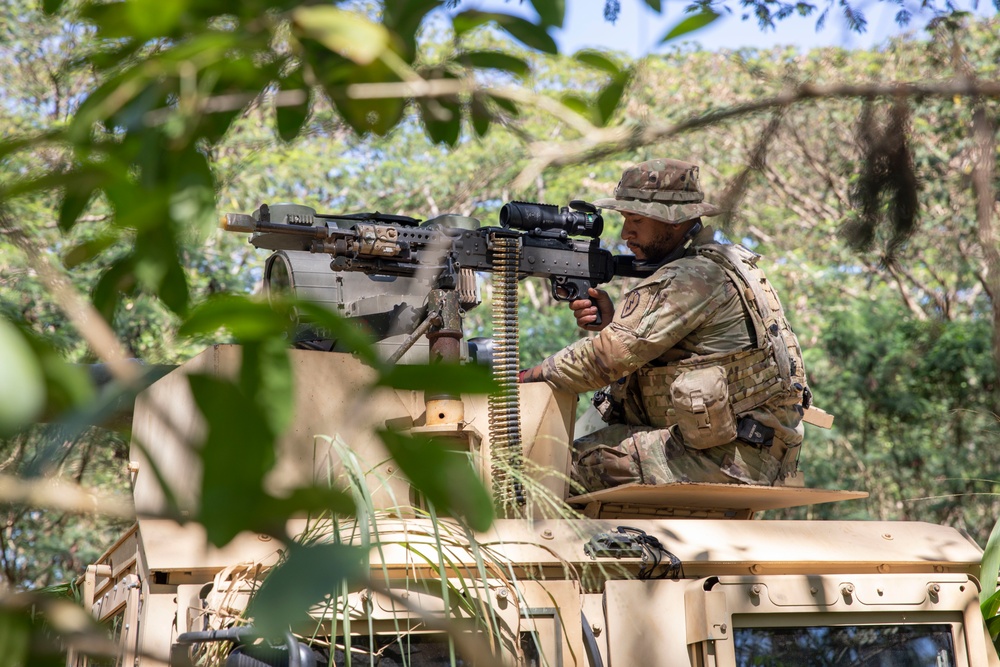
left=603, top=243, right=808, bottom=429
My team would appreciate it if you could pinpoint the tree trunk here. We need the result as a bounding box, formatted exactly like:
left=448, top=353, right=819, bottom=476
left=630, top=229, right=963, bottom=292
left=970, top=107, right=1000, bottom=410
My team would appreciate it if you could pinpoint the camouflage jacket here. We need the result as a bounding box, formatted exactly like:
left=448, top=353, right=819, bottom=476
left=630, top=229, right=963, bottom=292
left=535, top=227, right=805, bottom=449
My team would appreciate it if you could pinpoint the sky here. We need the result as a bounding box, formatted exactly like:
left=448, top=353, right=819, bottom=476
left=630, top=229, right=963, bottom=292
left=466, top=0, right=995, bottom=57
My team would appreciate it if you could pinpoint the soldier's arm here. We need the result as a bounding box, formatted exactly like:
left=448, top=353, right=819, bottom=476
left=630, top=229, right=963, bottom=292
left=525, top=261, right=732, bottom=393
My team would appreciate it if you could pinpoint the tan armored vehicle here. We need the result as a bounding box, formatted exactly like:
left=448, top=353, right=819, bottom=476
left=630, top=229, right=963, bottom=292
left=73, top=204, right=1000, bottom=667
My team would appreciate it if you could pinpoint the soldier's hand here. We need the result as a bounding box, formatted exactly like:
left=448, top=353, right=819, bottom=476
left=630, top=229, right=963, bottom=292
left=570, top=288, right=614, bottom=331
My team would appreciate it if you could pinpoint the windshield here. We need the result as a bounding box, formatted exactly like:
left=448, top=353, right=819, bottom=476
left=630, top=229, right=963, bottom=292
left=734, top=624, right=955, bottom=667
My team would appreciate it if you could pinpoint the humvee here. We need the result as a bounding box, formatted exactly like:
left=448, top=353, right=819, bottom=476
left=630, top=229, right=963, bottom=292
left=71, top=206, right=1000, bottom=667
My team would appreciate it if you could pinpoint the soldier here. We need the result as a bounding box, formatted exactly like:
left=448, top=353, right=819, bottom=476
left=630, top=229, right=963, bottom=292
left=519, top=158, right=809, bottom=493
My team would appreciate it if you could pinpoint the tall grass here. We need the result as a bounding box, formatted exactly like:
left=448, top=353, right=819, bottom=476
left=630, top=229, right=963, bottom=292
left=191, top=430, right=627, bottom=667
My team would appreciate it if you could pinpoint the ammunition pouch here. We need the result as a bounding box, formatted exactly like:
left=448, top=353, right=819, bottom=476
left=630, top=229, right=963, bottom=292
left=670, top=366, right=738, bottom=449
left=637, top=347, right=786, bottom=428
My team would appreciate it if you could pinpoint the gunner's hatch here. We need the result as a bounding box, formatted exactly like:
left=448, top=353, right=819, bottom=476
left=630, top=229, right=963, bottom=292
left=567, top=482, right=868, bottom=520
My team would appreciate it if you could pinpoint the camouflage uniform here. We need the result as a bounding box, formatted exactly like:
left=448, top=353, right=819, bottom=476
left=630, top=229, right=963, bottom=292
left=531, top=159, right=807, bottom=493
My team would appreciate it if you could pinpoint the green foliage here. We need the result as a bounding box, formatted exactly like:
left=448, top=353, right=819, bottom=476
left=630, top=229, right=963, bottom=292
left=375, top=363, right=497, bottom=394
left=248, top=542, right=366, bottom=639
left=0, top=426, right=132, bottom=590
left=189, top=373, right=282, bottom=544
left=453, top=11, right=558, bottom=54
left=659, top=9, right=721, bottom=44
left=983, top=519, right=1000, bottom=651
left=0, top=319, right=47, bottom=436
left=3, top=0, right=1000, bottom=661
left=380, top=430, right=495, bottom=531
left=0, top=587, right=134, bottom=665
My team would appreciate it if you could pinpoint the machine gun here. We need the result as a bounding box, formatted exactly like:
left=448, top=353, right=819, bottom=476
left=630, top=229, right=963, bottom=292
left=223, top=200, right=645, bottom=510
left=223, top=201, right=644, bottom=324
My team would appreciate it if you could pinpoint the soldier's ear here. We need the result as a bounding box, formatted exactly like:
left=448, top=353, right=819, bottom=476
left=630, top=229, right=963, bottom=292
left=684, top=220, right=703, bottom=240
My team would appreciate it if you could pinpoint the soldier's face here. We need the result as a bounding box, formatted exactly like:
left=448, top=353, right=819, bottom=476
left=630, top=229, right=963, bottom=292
left=620, top=213, right=694, bottom=262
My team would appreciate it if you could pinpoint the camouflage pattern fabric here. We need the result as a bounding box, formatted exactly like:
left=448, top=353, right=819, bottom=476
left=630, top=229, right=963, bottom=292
left=536, top=227, right=752, bottom=394
left=534, top=227, right=804, bottom=492
left=592, top=158, right=722, bottom=225
left=572, top=424, right=781, bottom=492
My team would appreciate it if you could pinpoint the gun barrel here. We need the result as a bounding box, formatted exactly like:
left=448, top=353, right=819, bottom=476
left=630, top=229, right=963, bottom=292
left=221, top=213, right=257, bottom=233
left=223, top=213, right=331, bottom=240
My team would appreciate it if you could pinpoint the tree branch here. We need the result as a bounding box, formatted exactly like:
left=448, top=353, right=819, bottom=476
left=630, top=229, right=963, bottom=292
left=0, top=208, right=141, bottom=386
left=514, top=78, right=1000, bottom=187
left=0, top=474, right=133, bottom=519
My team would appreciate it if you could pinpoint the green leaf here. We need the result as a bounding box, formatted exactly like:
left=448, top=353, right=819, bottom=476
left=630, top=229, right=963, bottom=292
left=418, top=97, right=462, bottom=146
left=320, top=57, right=407, bottom=136
left=982, top=588, right=1000, bottom=623
left=292, top=6, right=390, bottom=65
left=528, top=0, right=566, bottom=27
left=1, top=170, right=99, bottom=203
left=453, top=11, right=557, bottom=54
left=274, top=66, right=310, bottom=142
left=462, top=51, right=530, bottom=78
left=42, top=0, right=65, bottom=15
left=379, top=430, right=494, bottom=532
left=981, top=516, right=1000, bottom=603
left=987, top=614, right=1000, bottom=642
left=0, top=319, right=47, bottom=437
left=157, top=30, right=249, bottom=69
left=62, top=232, right=120, bottom=269
left=596, top=70, right=632, bottom=125
left=68, top=68, right=170, bottom=140
left=382, top=0, right=442, bottom=61
left=573, top=49, right=621, bottom=75
left=0, top=610, right=31, bottom=667
left=643, top=0, right=663, bottom=11
left=238, top=339, right=295, bottom=436
left=487, top=93, right=520, bottom=117
left=81, top=0, right=187, bottom=40
left=276, top=90, right=310, bottom=143
left=659, top=9, right=721, bottom=43
left=92, top=257, right=137, bottom=322
left=248, top=542, right=365, bottom=639
left=58, top=184, right=99, bottom=233
left=32, top=343, right=95, bottom=418
left=470, top=94, right=492, bottom=138
left=157, top=254, right=190, bottom=316
left=190, top=373, right=277, bottom=546
left=267, top=485, right=356, bottom=520
left=170, top=147, right=218, bottom=242
left=560, top=93, right=593, bottom=120
left=180, top=295, right=296, bottom=341
left=375, top=363, right=497, bottom=395
left=128, top=222, right=190, bottom=315
left=291, top=300, right=381, bottom=370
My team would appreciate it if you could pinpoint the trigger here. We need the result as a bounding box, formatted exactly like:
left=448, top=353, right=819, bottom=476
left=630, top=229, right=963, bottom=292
left=552, top=277, right=577, bottom=301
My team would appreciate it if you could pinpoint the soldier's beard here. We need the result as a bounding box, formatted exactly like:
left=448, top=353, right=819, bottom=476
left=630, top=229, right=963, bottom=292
left=633, top=238, right=678, bottom=264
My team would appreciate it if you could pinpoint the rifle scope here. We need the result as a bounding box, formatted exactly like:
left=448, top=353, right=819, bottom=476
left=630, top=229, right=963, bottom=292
left=500, top=200, right=603, bottom=238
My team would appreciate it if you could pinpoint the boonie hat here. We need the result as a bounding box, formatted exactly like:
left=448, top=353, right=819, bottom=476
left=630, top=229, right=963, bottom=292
left=592, top=158, right=721, bottom=224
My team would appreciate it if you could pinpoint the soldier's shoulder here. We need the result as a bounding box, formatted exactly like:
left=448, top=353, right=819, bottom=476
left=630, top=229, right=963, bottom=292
left=666, top=253, right=729, bottom=283
left=634, top=256, right=727, bottom=297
